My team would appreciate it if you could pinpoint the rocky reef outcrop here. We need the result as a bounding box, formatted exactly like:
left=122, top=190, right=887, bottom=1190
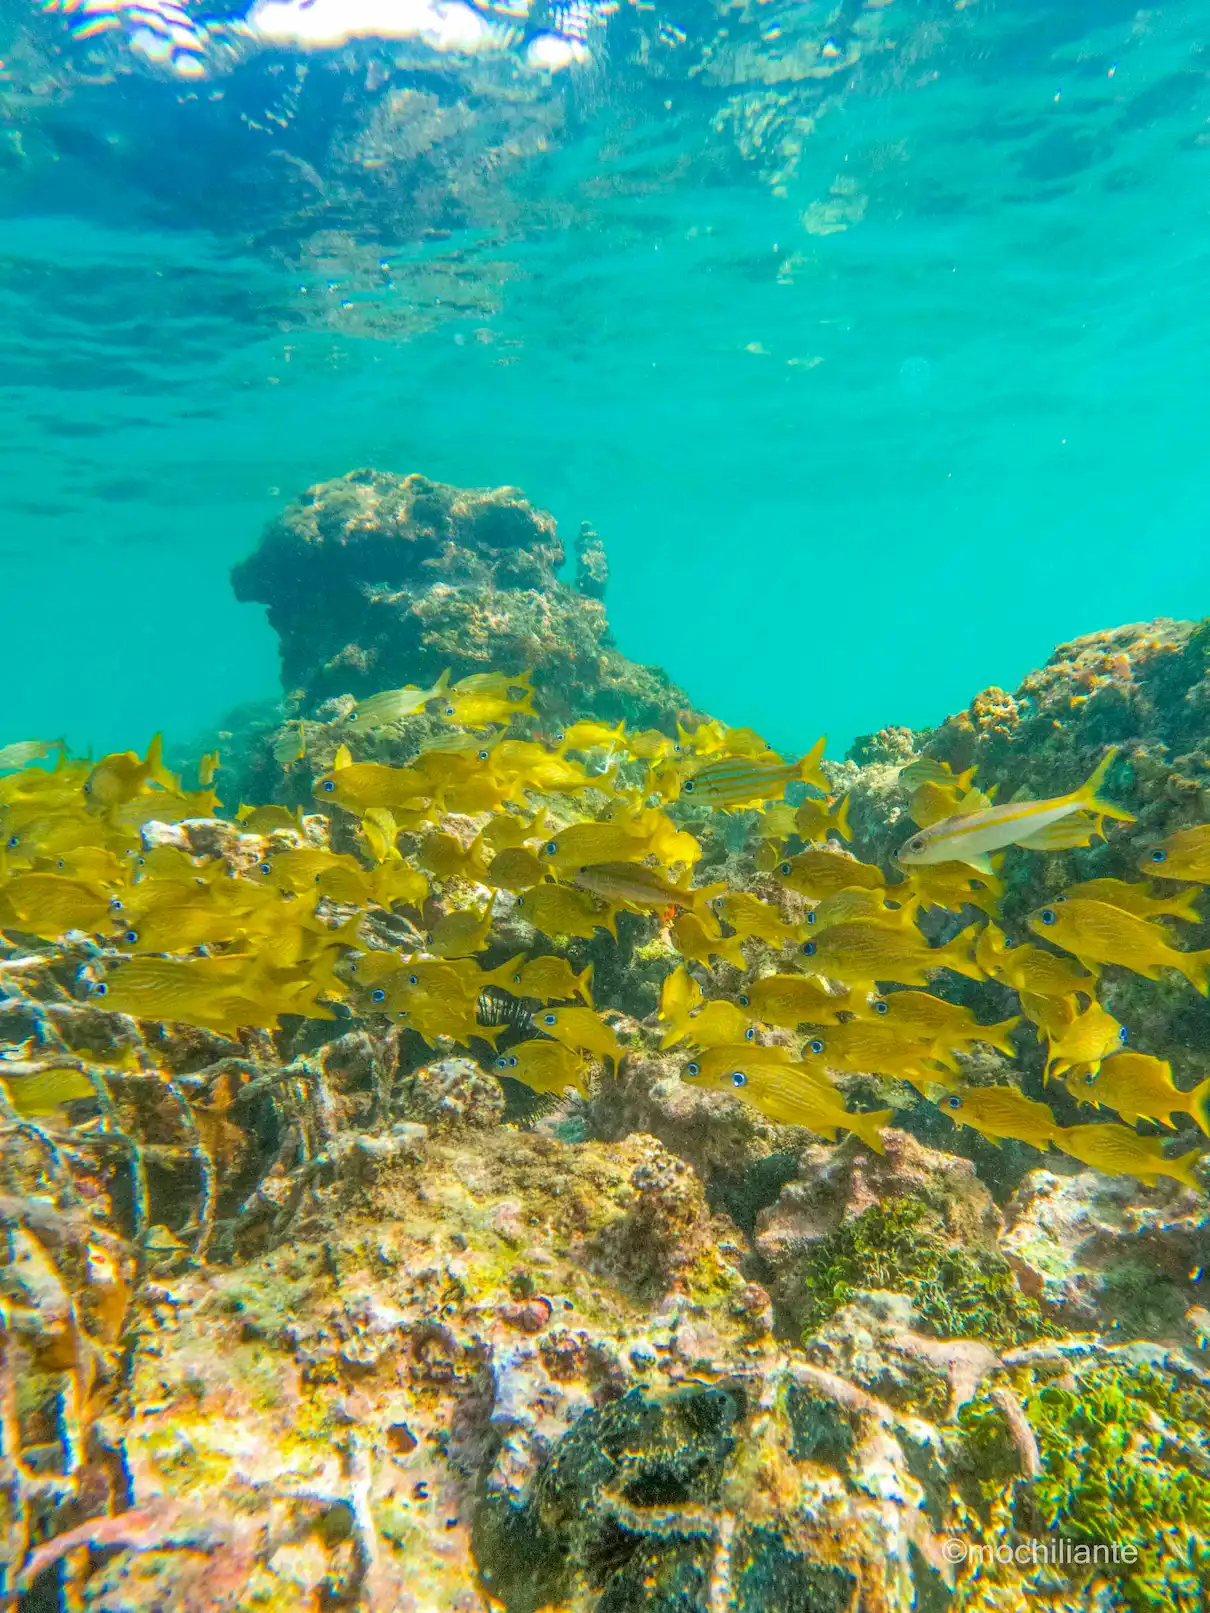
left=231, top=470, right=693, bottom=731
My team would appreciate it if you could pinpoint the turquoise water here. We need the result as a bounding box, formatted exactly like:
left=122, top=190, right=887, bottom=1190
left=3, top=0, right=1210, bottom=756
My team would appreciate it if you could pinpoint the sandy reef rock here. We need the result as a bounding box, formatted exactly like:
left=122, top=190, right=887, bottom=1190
left=231, top=470, right=693, bottom=730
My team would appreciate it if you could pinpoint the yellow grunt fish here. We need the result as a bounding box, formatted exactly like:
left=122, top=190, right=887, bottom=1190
left=0, top=740, right=66, bottom=772
left=514, top=884, right=617, bottom=942
left=670, top=911, right=747, bottom=971
left=509, top=955, right=593, bottom=1005
left=1029, top=898, right=1210, bottom=993
left=1141, top=823, right=1210, bottom=884
left=976, top=924, right=1094, bottom=998
left=683, top=1060, right=891, bottom=1152
left=679, top=739, right=828, bottom=809
left=313, top=756, right=430, bottom=814
left=84, top=733, right=179, bottom=808
left=426, top=903, right=494, bottom=958
left=532, top=1004, right=622, bottom=1061
left=483, top=847, right=546, bottom=891
left=793, top=794, right=852, bottom=844
left=799, top=1021, right=958, bottom=1087
left=680, top=1000, right=755, bottom=1050
left=1043, top=999, right=1128, bottom=1080
left=800, top=921, right=982, bottom=992
left=494, top=1039, right=588, bottom=1097
left=896, top=749, right=1133, bottom=873
left=716, top=891, right=798, bottom=947
left=1053, top=1122, right=1204, bottom=1189
left=658, top=964, right=703, bottom=1049
left=570, top=862, right=726, bottom=918
left=1064, top=877, right=1201, bottom=925
left=556, top=719, right=626, bottom=754
left=1064, top=1052, right=1210, bottom=1134
left=804, top=886, right=909, bottom=934
left=937, top=1085, right=1061, bottom=1150
left=864, top=991, right=1020, bottom=1057
left=537, top=821, right=652, bottom=871
left=776, top=848, right=886, bottom=901
left=347, top=669, right=451, bottom=729
left=741, top=974, right=851, bottom=1029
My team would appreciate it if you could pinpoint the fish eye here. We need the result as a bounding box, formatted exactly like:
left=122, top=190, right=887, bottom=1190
left=478, top=750, right=489, bottom=761
left=321, top=780, right=335, bottom=793
left=371, top=989, right=386, bottom=1003
left=495, top=1055, right=507, bottom=1069
left=744, top=1027, right=756, bottom=1041
left=801, top=940, right=816, bottom=957
left=5, top=836, right=17, bottom=849
left=56, top=859, right=65, bottom=869
left=808, top=1038, right=825, bottom=1054
left=543, top=1012, right=557, bottom=1025
left=259, top=861, right=272, bottom=874
left=123, top=931, right=138, bottom=944
left=738, top=994, right=749, bottom=1006
left=408, top=973, right=418, bottom=985
left=730, top=1071, right=747, bottom=1087
left=946, top=1096, right=962, bottom=1109
left=682, top=780, right=695, bottom=793
left=91, top=982, right=108, bottom=997
left=397, top=1010, right=409, bottom=1019
left=686, top=1061, right=700, bottom=1076
left=909, top=839, right=925, bottom=853
left=1040, top=908, right=1057, bottom=925
left=543, top=841, right=558, bottom=855
left=778, top=862, right=792, bottom=876
left=110, top=897, right=123, bottom=910
left=1119, top=1026, right=1128, bottom=1043
left=1151, top=849, right=1167, bottom=863
left=554, top=732, right=564, bottom=742
left=444, top=706, right=456, bottom=716
left=508, top=1055, right=518, bottom=1067
left=873, top=999, right=888, bottom=1015
left=805, top=911, right=816, bottom=925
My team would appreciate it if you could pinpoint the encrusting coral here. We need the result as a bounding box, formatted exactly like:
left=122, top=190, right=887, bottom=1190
left=4, top=477, right=1210, bottom=1611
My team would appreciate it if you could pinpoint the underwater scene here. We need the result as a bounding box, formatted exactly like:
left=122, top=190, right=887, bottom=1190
left=6, top=1, right=1210, bottom=1610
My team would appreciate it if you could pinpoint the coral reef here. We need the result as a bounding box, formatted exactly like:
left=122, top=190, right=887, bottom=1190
left=231, top=470, right=693, bottom=732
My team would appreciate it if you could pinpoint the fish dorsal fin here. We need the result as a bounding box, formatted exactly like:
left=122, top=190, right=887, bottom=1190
left=333, top=744, right=353, bottom=771
left=956, top=787, right=993, bottom=813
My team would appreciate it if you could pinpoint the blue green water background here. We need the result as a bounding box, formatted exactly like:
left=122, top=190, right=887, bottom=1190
left=3, top=0, right=1209, bottom=762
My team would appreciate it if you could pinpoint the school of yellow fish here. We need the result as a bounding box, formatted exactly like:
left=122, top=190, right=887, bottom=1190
left=2, top=677, right=1209, bottom=1192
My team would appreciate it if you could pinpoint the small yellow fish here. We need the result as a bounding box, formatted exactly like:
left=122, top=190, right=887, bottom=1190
left=901, top=860, right=1003, bottom=920
left=1141, top=823, right=1210, bottom=884
left=417, top=830, right=487, bottom=882
left=937, top=1085, right=1061, bottom=1150
left=1, top=1065, right=97, bottom=1116
left=510, top=955, right=594, bottom=1004
left=1029, top=898, right=1210, bottom=993
left=899, top=757, right=971, bottom=790
left=1064, top=878, right=1201, bottom=924
left=683, top=1060, right=891, bottom=1152
left=1064, top=1052, right=1210, bottom=1134
left=1043, top=998, right=1128, bottom=1080
left=107, top=784, right=223, bottom=835
left=0, top=740, right=65, bottom=772
left=272, top=723, right=307, bottom=769
left=677, top=718, right=728, bottom=757
left=622, top=729, right=676, bottom=762
left=0, top=872, right=113, bottom=939
left=720, top=726, right=777, bottom=759
left=556, top=719, right=625, bottom=754
left=570, top=862, right=725, bottom=918
left=514, top=883, right=617, bottom=942
left=909, top=780, right=991, bottom=830
left=864, top=991, right=1020, bottom=1057
left=680, top=999, right=755, bottom=1049
left=670, top=911, right=747, bottom=971
left=1053, top=1122, right=1204, bottom=1188
left=897, top=749, right=1132, bottom=873
left=442, top=687, right=536, bottom=727
left=976, top=924, right=1094, bottom=998
left=800, top=1021, right=957, bottom=1087
left=452, top=669, right=534, bottom=700
left=494, top=1039, right=588, bottom=1097
left=480, top=808, right=549, bottom=853
left=532, top=1004, right=622, bottom=1061
left=801, top=921, right=981, bottom=992
left=754, top=802, right=797, bottom=840
left=236, top=803, right=305, bottom=834
left=483, top=847, right=546, bottom=891
left=805, top=886, right=909, bottom=934
left=84, top=733, right=179, bottom=808
left=776, top=849, right=885, bottom=901
left=716, top=891, right=798, bottom=947
left=679, top=739, right=828, bottom=810
left=427, top=903, right=494, bottom=958
left=741, top=973, right=851, bottom=1029
left=537, top=821, right=651, bottom=871
left=1019, top=990, right=1079, bottom=1042
left=313, top=757, right=429, bottom=814
left=347, top=669, right=452, bottom=729
left=658, top=964, right=703, bottom=1049
left=793, top=794, right=852, bottom=844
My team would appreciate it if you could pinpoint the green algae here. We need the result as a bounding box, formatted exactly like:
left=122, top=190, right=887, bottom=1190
left=959, top=1362, right=1210, bottom=1611
left=798, top=1196, right=1059, bottom=1347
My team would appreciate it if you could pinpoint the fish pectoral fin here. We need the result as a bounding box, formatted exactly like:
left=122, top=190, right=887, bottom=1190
left=958, top=851, right=997, bottom=875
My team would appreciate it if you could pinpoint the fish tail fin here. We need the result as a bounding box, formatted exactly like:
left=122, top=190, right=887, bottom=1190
left=796, top=736, right=828, bottom=793
left=1073, top=746, right=1135, bottom=823
left=433, top=667, right=452, bottom=697
left=718, top=934, right=747, bottom=970
left=938, top=923, right=984, bottom=981
left=987, top=1015, right=1022, bottom=1057
left=576, top=961, right=594, bottom=1005
left=1189, top=1077, right=1210, bottom=1137
left=1170, top=888, right=1203, bottom=924
left=848, top=1106, right=893, bottom=1154
left=144, top=732, right=179, bottom=792
left=831, top=793, right=852, bottom=842
left=1180, top=948, right=1210, bottom=996
left=1169, top=1146, right=1205, bottom=1190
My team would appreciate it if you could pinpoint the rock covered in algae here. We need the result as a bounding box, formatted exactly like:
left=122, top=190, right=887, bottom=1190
left=230, top=470, right=693, bottom=730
